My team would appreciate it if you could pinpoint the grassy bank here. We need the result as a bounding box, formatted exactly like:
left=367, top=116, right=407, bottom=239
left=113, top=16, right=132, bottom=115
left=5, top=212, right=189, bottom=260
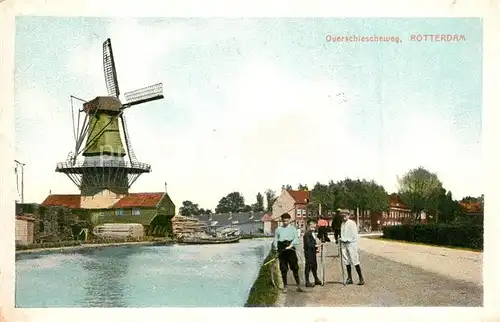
left=245, top=247, right=279, bottom=307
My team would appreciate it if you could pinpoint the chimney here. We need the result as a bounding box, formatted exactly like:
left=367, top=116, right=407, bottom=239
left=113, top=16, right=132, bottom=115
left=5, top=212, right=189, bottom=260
left=164, top=182, right=167, bottom=192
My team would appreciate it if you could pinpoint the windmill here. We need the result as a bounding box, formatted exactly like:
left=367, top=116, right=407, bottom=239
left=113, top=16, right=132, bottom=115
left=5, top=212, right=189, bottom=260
left=56, top=38, right=164, bottom=196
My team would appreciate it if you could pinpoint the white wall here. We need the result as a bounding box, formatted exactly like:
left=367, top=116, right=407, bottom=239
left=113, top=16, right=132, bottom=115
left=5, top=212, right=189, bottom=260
left=271, top=189, right=296, bottom=221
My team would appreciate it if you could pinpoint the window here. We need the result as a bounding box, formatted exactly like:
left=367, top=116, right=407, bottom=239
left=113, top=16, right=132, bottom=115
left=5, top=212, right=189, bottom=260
left=132, top=208, right=141, bottom=216
left=116, top=209, right=124, bottom=216
left=99, top=212, right=105, bottom=217
left=39, top=221, right=44, bottom=232
left=296, top=209, right=301, bottom=217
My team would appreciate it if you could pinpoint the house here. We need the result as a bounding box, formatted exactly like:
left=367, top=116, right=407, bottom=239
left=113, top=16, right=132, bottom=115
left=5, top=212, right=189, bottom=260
left=459, top=201, right=483, bottom=223
left=356, top=193, right=424, bottom=230
left=271, top=189, right=311, bottom=230
left=261, top=213, right=273, bottom=235
left=197, top=211, right=266, bottom=235
left=41, top=189, right=176, bottom=236
left=15, top=203, right=35, bottom=245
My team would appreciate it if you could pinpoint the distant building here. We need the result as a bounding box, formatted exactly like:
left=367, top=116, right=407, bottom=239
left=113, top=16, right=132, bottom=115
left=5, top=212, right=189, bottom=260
left=15, top=203, right=35, bottom=245
left=261, top=213, right=273, bottom=235
left=459, top=201, right=483, bottom=223
left=357, top=193, right=426, bottom=230
left=41, top=190, right=176, bottom=236
left=197, top=211, right=266, bottom=235
left=271, top=189, right=311, bottom=230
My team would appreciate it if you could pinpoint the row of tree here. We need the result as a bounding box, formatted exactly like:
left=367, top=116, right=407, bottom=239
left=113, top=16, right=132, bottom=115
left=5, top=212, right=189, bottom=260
left=179, top=190, right=276, bottom=216
left=301, top=166, right=482, bottom=224
left=178, top=166, right=483, bottom=223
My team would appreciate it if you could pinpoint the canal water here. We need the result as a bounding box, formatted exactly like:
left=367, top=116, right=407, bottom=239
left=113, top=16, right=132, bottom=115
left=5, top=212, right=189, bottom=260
left=15, top=238, right=272, bottom=307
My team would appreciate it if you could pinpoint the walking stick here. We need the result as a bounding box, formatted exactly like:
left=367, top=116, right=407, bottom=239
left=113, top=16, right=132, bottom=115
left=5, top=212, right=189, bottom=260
left=321, top=243, right=325, bottom=286
left=339, top=242, right=346, bottom=286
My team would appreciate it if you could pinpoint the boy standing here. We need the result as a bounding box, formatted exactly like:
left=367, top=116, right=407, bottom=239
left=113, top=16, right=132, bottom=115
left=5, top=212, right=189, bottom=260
left=339, top=209, right=365, bottom=285
left=273, top=213, right=304, bottom=293
left=302, top=219, right=323, bottom=287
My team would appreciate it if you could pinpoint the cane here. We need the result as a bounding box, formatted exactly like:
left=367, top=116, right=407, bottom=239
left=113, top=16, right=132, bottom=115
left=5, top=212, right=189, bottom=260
left=321, top=243, right=326, bottom=286
left=339, top=242, right=346, bottom=286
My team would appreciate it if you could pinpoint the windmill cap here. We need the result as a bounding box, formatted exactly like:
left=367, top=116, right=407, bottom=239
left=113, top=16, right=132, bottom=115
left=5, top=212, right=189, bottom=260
left=83, top=96, right=122, bottom=113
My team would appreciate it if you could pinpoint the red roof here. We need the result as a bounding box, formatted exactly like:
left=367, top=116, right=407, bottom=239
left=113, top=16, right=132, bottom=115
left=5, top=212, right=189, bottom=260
left=16, top=215, right=35, bottom=221
left=112, top=192, right=164, bottom=208
left=287, top=190, right=311, bottom=204
left=459, top=202, right=482, bottom=213
left=41, top=194, right=81, bottom=208
left=389, top=193, right=408, bottom=209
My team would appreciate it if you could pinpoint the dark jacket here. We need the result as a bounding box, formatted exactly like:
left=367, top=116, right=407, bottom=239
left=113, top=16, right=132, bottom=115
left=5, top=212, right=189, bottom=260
left=303, top=230, right=317, bottom=254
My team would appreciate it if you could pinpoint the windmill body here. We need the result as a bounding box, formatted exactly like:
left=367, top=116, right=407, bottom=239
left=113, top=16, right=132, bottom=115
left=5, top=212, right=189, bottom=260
left=56, top=38, right=164, bottom=197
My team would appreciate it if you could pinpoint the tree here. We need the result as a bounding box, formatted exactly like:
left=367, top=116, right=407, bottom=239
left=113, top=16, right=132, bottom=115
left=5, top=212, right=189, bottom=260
left=252, top=192, right=265, bottom=212
left=397, top=167, right=444, bottom=222
left=215, top=192, right=246, bottom=213
left=198, top=208, right=213, bottom=215
left=363, top=180, right=390, bottom=214
left=265, top=189, right=277, bottom=212
left=310, top=181, right=339, bottom=215
left=297, top=183, right=309, bottom=191
left=179, top=200, right=200, bottom=216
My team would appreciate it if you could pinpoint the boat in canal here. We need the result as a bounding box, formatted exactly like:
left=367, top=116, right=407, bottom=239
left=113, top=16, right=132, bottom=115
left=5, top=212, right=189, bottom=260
left=177, top=235, right=241, bottom=245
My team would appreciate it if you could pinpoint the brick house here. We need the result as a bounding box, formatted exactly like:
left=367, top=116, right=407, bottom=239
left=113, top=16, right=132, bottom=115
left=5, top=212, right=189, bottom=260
left=356, top=193, right=423, bottom=230
left=459, top=201, right=483, bottom=223
left=41, top=190, right=176, bottom=236
left=271, top=189, right=311, bottom=231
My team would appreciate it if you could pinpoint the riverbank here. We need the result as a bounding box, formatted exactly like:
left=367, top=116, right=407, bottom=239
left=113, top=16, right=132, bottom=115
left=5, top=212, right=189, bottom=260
left=16, top=235, right=271, bottom=255
left=15, top=240, right=172, bottom=254
left=245, top=247, right=279, bottom=307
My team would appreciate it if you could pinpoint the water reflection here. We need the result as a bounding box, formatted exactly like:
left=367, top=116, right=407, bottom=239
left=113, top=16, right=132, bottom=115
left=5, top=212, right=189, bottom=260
left=80, top=247, right=134, bottom=307
left=16, top=239, right=272, bottom=307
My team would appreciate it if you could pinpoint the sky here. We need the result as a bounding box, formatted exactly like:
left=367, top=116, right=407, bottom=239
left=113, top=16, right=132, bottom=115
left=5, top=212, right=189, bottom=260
left=14, top=17, right=482, bottom=210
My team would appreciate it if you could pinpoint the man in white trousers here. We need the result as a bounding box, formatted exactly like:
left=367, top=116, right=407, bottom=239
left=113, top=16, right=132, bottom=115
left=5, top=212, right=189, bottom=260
left=339, top=209, right=365, bottom=285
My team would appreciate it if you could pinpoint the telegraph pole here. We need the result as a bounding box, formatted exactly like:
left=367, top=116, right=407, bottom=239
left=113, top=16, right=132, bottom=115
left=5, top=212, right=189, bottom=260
left=14, top=160, right=25, bottom=203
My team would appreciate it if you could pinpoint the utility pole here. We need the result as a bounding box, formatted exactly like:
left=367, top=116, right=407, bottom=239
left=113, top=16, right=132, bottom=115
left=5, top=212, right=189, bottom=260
left=14, top=160, right=26, bottom=203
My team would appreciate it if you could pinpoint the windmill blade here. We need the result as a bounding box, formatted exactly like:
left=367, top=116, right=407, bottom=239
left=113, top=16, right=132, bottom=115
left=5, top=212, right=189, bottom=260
left=120, top=114, right=138, bottom=163
left=123, top=83, right=164, bottom=107
left=103, top=38, right=120, bottom=97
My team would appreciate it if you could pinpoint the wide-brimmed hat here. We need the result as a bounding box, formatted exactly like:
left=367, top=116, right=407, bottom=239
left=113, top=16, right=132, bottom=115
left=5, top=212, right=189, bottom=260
left=337, top=208, right=351, bottom=215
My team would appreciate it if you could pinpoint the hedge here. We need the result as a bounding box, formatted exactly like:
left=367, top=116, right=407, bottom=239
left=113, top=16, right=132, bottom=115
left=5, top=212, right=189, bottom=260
left=382, top=223, right=483, bottom=250
left=245, top=247, right=279, bottom=307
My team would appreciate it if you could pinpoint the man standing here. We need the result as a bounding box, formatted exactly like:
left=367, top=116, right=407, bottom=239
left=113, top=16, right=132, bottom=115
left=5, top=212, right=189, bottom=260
left=331, top=212, right=343, bottom=245
left=316, top=216, right=331, bottom=243
left=339, top=209, right=365, bottom=285
left=273, top=213, right=305, bottom=293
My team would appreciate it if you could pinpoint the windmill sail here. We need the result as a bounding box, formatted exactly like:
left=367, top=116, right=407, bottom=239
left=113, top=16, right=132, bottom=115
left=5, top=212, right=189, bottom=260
left=120, top=113, right=138, bottom=163
left=123, top=83, right=163, bottom=107
left=103, top=38, right=120, bottom=97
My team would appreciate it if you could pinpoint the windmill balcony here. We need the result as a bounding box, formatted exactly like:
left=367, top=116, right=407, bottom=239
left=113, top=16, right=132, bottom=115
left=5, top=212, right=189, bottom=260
left=56, top=160, right=151, bottom=173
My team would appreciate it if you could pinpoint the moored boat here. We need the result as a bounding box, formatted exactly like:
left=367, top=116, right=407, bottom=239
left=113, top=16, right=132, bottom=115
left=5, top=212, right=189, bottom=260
left=177, top=235, right=241, bottom=245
